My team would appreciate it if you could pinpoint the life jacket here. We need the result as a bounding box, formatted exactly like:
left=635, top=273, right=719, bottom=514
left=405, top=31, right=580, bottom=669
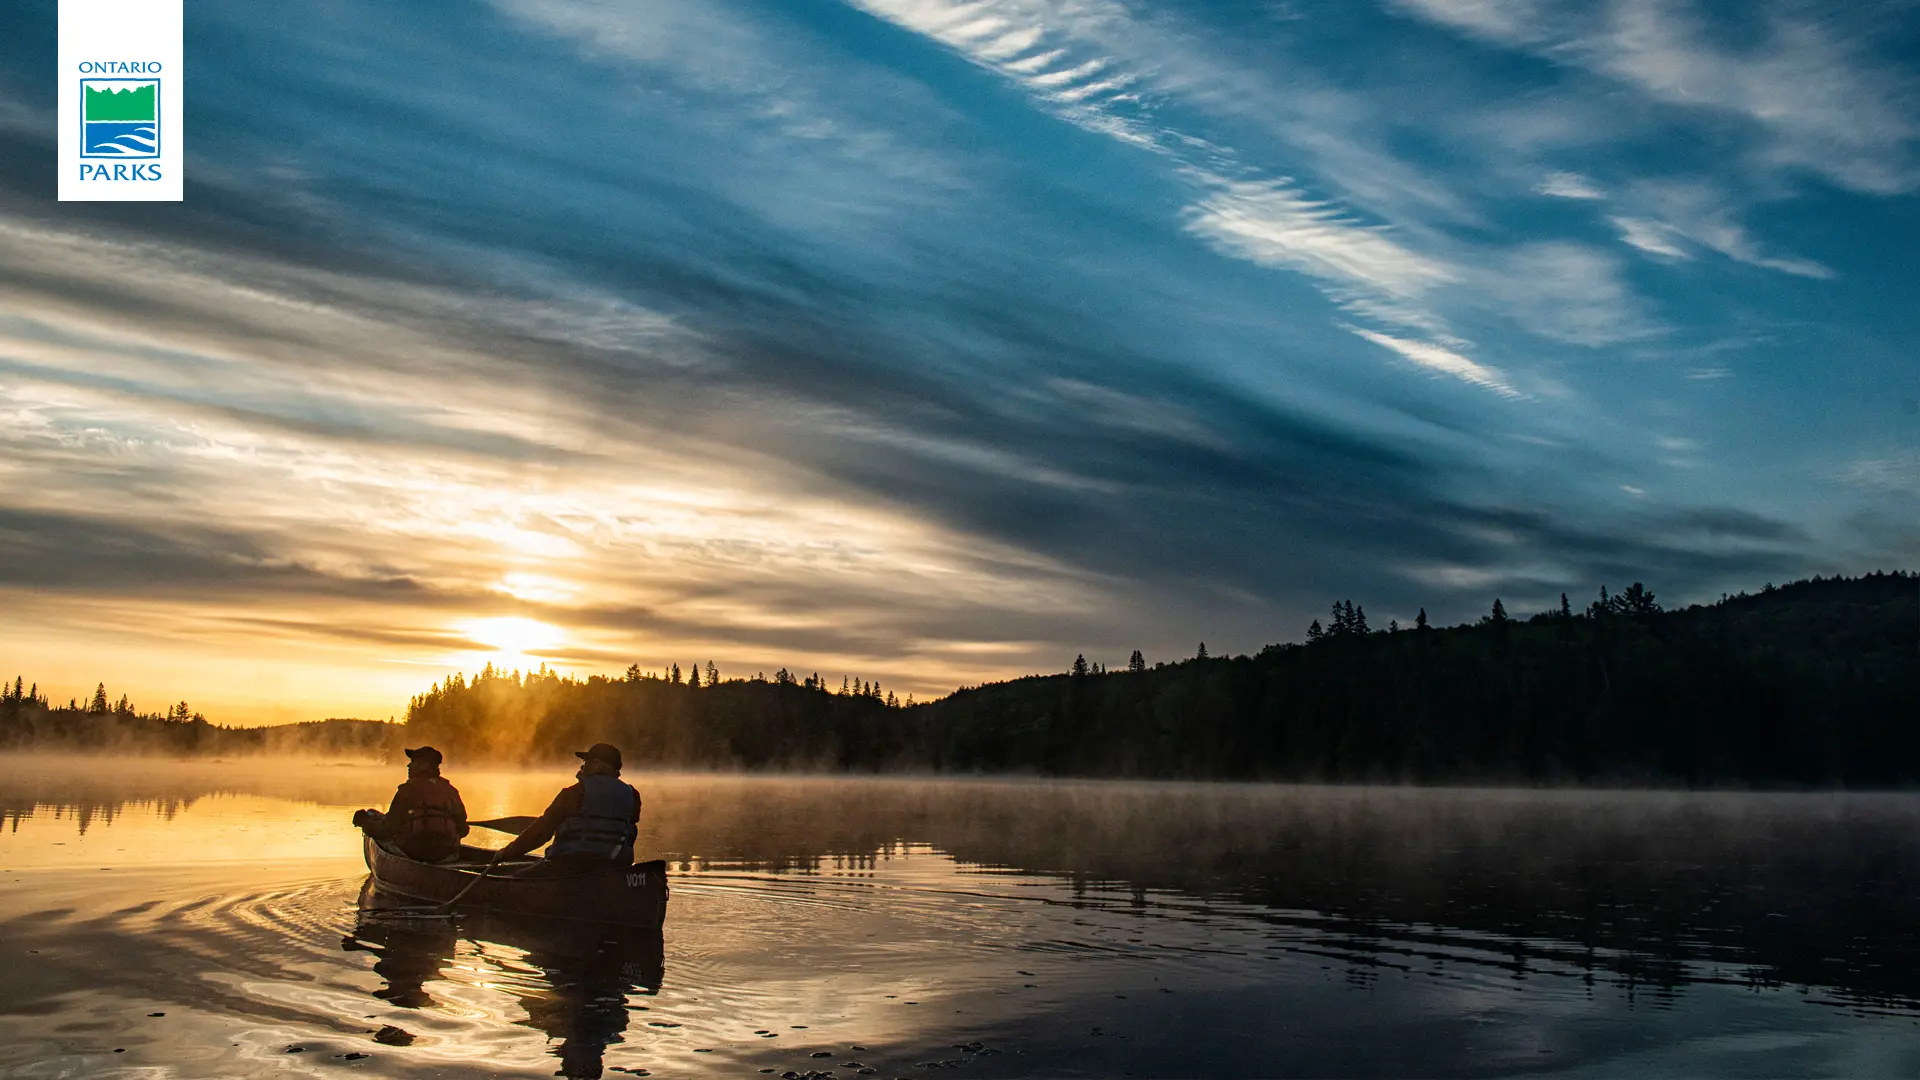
left=549, top=775, right=638, bottom=863
left=397, top=776, right=464, bottom=840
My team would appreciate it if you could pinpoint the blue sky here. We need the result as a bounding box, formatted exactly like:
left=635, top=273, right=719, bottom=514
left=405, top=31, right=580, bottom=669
left=1, top=0, right=1917, bottom=718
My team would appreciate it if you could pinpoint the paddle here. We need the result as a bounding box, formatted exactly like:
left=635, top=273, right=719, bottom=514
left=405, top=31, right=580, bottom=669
left=468, top=815, right=538, bottom=833
left=435, top=850, right=506, bottom=912
left=431, top=815, right=541, bottom=912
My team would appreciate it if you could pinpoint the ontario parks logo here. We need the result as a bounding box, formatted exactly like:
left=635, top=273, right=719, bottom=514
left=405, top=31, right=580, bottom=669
left=80, top=77, right=160, bottom=160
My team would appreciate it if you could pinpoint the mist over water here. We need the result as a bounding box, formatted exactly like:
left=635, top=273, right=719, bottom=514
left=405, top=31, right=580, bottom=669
left=5, top=758, right=1920, bottom=1078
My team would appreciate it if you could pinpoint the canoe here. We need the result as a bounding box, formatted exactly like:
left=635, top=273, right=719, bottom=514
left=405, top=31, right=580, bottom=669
left=362, top=835, right=669, bottom=928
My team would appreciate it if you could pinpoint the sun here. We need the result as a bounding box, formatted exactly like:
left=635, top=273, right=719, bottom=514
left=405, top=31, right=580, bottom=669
left=463, top=616, right=564, bottom=660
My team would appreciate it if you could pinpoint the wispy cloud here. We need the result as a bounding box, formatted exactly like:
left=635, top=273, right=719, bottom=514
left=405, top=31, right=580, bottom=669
left=844, top=0, right=1578, bottom=393
left=1183, top=177, right=1458, bottom=329
left=1347, top=327, right=1518, bottom=397
left=1394, top=0, right=1919, bottom=194
left=1612, top=205, right=1834, bottom=278
left=1539, top=171, right=1605, bottom=199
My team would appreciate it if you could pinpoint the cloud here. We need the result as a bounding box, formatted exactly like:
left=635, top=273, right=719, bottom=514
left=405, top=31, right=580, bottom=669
left=1394, top=0, right=1919, bottom=194
left=1347, top=327, right=1517, bottom=397
left=1538, top=171, right=1606, bottom=199
left=1613, top=216, right=1689, bottom=259
left=1612, top=203, right=1834, bottom=278
left=1183, top=177, right=1458, bottom=322
left=1472, top=242, right=1650, bottom=346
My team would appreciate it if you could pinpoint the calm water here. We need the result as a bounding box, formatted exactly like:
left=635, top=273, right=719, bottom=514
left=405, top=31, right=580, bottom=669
left=6, top=759, right=1920, bottom=1078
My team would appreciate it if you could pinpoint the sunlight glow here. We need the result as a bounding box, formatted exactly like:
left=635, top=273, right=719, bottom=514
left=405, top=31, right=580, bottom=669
left=464, top=617, right=564, bottom=658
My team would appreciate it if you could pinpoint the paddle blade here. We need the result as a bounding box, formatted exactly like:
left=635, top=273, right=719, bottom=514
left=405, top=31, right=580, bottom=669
left=469, top=815, right=538, bottom=833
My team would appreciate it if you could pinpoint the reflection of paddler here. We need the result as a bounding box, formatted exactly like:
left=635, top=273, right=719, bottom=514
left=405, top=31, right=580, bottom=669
left=511, top=922, right=664, bottom=1079
left=492, top=744, right=640, bottom=878
left=345, top=882, right=458, bottom=1010
left=352, top=746, right=470, bottom=863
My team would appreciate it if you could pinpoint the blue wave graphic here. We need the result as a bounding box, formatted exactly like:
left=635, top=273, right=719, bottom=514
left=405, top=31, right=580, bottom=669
left=83, top=122, right=158, bottom=156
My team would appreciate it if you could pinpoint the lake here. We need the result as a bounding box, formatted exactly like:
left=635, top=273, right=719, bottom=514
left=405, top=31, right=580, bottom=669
left=5, top=758, right=1920, bottom=1078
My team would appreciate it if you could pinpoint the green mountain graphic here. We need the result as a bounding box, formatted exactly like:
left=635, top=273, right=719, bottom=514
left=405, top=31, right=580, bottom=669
left=85, top=84, right=155, bottom=122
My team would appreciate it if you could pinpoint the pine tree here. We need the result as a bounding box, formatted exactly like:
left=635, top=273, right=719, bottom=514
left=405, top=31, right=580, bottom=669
left=89, top=683, right=109, bottom=714
left=1559, top=592, right=1572, bottom=619
left=688, top=664, right=701, bottom=688
left=706, top=660, right=719, bottom=686
left=1488, top=598, right=1508, bottom=625
left=1415, top=608, right=1429, bottom=631
left=1128, top=650, right=1146, bottom=673
left=1353, top=605, right=1369, bottom=634
left=669, top=663, right=682, bottom=684
left=1196, top=642, right=1209, bottom=660
left=1072, top=654, right=1090, bottom=677
left=1307, top=619, right=1323, bottom=642
left=1389, top=619, right=1399, bottom=633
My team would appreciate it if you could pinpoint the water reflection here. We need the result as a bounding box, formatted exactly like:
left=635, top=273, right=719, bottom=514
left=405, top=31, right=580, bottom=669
left=10, top=759, right=1920, bottom=1078
left=349, top=880, right=664, bottom=1078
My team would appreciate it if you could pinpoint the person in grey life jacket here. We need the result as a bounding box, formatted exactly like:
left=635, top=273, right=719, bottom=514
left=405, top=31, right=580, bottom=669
left=352, top=746, right=470, bottom=863
left=492, top=743, right=641, bottom=877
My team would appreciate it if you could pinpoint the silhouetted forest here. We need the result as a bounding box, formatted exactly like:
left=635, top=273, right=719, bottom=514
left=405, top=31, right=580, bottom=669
left=403, top=572, right=1920, bottom=785
left=0, top=679, right=397, bottom=757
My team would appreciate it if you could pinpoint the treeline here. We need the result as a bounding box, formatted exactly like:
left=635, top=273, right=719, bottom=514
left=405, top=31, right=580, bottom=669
left=0, top=679, right=398, bottom=757
left=407, top=571, right=1920, bottom=785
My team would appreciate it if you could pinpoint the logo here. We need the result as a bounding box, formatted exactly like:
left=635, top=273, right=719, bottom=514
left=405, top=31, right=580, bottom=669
left=80, top=78, right=159, bottom=158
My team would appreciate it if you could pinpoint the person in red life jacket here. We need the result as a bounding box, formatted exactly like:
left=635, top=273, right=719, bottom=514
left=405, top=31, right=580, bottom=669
left=492, top=743, right=640, bottom=877
left=351, top=746, right=470, bottom=863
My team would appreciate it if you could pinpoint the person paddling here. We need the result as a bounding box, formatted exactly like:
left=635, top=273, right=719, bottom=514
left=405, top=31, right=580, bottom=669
left=492, top=743, right=641, bottom=878
left=352, top=746, right=470, bottom=863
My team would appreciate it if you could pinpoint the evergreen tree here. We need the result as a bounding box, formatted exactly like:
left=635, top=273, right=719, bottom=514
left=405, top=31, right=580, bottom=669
left=1615, top=582, right=1660, bottom=617
left=1196, top=642, right=1209, bottom=660
left=1307, top=619, right=1323, bottom=642
left=1559, top=592, right=1572, bottom=619
left=1415, top=608, right=1429, bottom=631
left=1128, top=650, right=1146, bottom=673
left=706, top=660, right=720, bottom=686
left=1389, top=619, right=1399, bottom=633
left=669, top=663, right=682, bottom=685
left=1488, top=598, right=1508, bottom=626
left=625, top=663, right=641, bottom=682
left=89, top=683, right=109, bottom=714
left=1072, top=654, right=1090, bottom=677
left=688, top=664, right=702, bottom=688
left=1353, top=605, right=1369, bottom=635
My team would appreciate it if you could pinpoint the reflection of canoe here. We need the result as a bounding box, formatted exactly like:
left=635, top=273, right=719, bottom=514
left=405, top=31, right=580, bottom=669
left=350, top=877, right=664, bottom=1076
left=363, top=836, right=668, bottom=928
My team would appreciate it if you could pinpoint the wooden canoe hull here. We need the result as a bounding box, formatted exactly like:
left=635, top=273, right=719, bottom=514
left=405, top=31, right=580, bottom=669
left=363, top=836, right=668, bottom=928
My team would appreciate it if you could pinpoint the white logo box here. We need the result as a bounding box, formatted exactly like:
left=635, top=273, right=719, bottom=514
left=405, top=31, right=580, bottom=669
left=59, top=0, right=183, bottom=201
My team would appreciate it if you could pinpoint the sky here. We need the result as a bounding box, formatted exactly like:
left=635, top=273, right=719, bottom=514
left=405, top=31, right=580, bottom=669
left=2, top=0, right=1918, bottom=723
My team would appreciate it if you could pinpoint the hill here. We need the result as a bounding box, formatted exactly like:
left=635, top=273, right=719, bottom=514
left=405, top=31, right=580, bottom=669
left=400, top=572, right=1920, bottom=785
